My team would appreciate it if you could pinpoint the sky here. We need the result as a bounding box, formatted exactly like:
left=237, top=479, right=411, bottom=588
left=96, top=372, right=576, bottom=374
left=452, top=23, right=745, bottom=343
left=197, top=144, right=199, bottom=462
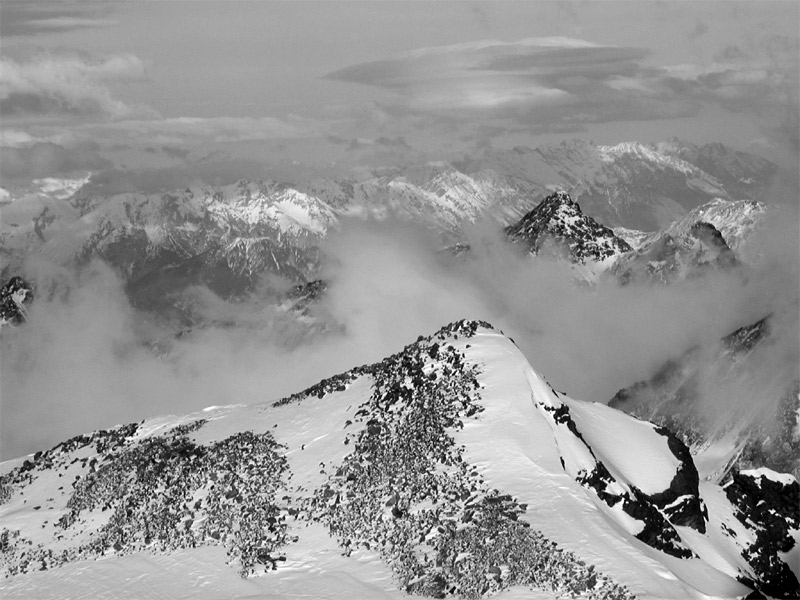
left=1, top=0, right=798, bottom=188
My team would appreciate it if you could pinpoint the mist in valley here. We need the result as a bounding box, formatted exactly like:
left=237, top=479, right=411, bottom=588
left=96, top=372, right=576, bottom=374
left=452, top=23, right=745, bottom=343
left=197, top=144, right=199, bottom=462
left=2, top=208, right=797, bottom=463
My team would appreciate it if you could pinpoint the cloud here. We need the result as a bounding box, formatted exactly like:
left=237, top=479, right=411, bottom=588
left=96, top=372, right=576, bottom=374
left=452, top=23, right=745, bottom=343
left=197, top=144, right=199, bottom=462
left=0, top=3, right=116, bottom=36
left=0, top=140, right=112, bottom=181
left=325, top=35, right=799, bottom=154
left=324, top=38, right=677, bottom=122
left=0, top=52, right=151, bottom=119
left=2, top=212, right=796, bottom=462
left=326, top=38, right=621, bottom=114
left=100, top=116, right=319, bottom=145
left=326, top=134, right=413, bottom=152
left=671, top=35, right=800, bottom=156
left=687, top=20, right=709, bottom=41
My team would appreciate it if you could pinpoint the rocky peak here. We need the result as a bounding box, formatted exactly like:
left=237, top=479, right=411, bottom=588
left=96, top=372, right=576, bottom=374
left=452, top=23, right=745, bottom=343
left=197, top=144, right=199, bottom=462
left=506, top=191, right=632, bottom=263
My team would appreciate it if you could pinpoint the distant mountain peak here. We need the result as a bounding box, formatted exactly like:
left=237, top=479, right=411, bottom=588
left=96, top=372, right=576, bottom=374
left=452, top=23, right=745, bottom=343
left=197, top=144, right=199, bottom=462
left=610, top=211, right=743, bottom=285
left=506, top=190, right=632, bottom=263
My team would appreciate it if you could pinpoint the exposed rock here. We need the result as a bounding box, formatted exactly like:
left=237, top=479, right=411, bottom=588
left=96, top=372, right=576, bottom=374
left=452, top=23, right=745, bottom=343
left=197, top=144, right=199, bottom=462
left=0, top=276, right=33, bottom=325
left=723, top=469, right=800, bottom=598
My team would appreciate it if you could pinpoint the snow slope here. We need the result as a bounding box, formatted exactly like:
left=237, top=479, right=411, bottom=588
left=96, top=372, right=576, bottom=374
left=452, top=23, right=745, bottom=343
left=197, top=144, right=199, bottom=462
left=1, top=321, right=796, bottom=599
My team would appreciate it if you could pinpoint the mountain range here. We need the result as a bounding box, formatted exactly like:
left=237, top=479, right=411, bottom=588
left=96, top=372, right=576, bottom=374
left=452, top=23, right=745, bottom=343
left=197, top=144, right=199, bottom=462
left=0, top=138, right=778, bottom=327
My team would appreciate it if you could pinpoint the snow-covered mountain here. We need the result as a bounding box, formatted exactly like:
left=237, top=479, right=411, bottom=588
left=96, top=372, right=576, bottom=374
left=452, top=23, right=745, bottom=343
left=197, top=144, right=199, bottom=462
left=302, top=165, right=539, bottom=232
left=604, top=195, right=775, bottom=284
left=502, top=191, right=764, bottom=286
left=1, top=138, right=778, bottom=288
left=1, top=321, right=797, bottom=599
left=610, top=219, right=738, bottom=285
left=456, top=139, right=778, bottom=231
left=1, top=181, right=337, bottom=323
left=505, top=191, right=631, bottom=266
left=654, top=140, right=778, bottom=204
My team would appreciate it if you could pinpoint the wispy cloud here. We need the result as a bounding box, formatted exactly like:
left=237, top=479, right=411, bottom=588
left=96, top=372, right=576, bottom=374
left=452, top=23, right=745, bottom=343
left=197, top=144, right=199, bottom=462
left=0, top=3, right=116, bottom=36
left=326, top=35, right=799, bottom=149
left=101, top=116, right=321, bottom=144
left=0, top=140, right=112, bottom=180
left=666, top=35, right=800, bottom=155
left=325, top=38, right=665, bottom=119
left=0, top=52, right=152, bottom=119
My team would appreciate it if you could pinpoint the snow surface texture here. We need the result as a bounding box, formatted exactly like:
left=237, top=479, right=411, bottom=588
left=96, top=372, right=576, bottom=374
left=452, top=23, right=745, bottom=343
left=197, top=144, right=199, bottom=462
left=2, top=321, right=796, bottom=599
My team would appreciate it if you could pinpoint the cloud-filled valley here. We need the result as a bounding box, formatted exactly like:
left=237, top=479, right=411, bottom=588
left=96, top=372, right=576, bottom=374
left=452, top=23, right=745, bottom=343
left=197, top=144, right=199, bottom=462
left=2, top=207, right=797, bottom=465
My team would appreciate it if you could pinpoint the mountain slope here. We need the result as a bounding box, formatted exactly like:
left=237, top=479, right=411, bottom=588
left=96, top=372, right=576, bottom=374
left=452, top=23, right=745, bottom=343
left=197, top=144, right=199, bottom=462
left=2, top=321, right=796, bottom=599
left=609, top=315, right=800, bottom=482
left=610, top=220, right=738, bottom=285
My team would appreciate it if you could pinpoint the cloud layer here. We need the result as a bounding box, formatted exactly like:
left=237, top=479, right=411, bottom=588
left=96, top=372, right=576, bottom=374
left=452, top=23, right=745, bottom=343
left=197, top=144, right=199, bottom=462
left=0, top=52, right=150, bottom=119
left=326, top=35, right=800, bottom=149
left=0, top=3, right=116, bottom=37
left=0, top=140, right=112, bottom=180
left=2, top=212, right=797, bottom=461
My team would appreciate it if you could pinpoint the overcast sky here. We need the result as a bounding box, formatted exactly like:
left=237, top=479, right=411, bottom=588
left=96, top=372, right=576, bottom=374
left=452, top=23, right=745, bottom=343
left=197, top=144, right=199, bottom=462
left=1, top=1, right=798, bottom=187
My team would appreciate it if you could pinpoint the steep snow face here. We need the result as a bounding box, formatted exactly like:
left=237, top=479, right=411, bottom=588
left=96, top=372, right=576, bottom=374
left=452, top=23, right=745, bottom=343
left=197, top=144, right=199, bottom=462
left=506, top=191, right=631, bottom=265
left=595, top=142, right=734, bottom=204
left=2, top=321, right=795, bottom=599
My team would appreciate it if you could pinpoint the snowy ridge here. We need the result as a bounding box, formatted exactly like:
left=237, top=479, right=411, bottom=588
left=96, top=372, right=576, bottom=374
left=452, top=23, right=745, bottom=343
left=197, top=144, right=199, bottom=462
left=303, top=166, right=536, bottom=231
left=598, top=142, right=700, bottom=178
left=2, top=320, right=796, bottom=599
